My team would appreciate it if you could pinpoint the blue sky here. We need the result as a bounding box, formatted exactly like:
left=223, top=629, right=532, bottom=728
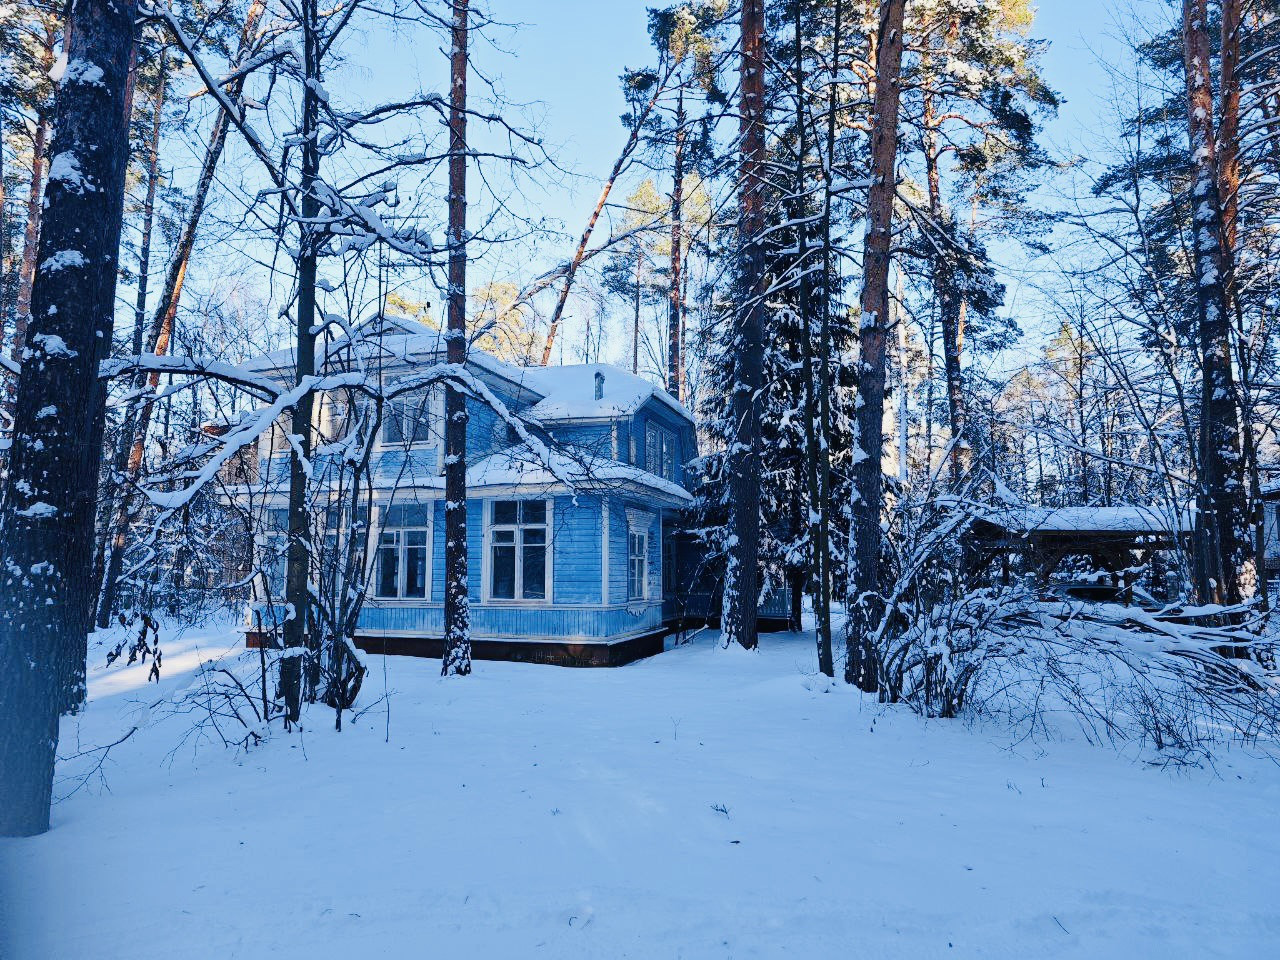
left=486, top=0, right=1133, bottom=240
left=225, top=1, right=1153, bottom=362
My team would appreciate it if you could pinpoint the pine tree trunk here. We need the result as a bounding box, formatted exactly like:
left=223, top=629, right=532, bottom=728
left=667, top=87, right=686, bottom=401
left=442, top=0, right=472, bottom=677
left=93, top=51, right=167, bottom=625
left=1182, top=0, right=1252, bottom=605
left=922, top=77, right=966, bottom=486
left=280, top=0, right=323, bottom=723
left=846, top=0, right=906, bottom=691
left=1217, top=0, right=1268, bottom=606
left=793, top=0, right=834, bottom=676
left=811, top=0, right=843, bottom=679
left=96, top=0, right=265, bottom=626
left=632, top=245, right=642, bottom=375
left=11, top=116, right=51, bottom=368
left=0, top=0, right=138, bottom=837
left=722, top=0, right=768, bottom=651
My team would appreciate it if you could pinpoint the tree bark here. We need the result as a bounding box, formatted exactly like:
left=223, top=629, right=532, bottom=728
left=0, top=0, right=138, bottom=837
left=722, top=0, right=768, bottom=651
left=811, top=0, right=843, bottom=679
left=846, top=0, right=906, bottom=691
left=1181, top=0, right=1251, bottom=606
left=667, top=87, right=686, bottom=401
left=442, top=0, right=472, bottom=677
left=96, top=0, right=265, bottom=626
left=12, top=116, right=51, bottom=368
left=793, top=0, right=834, bottom=676
left=280, top=0, right=323, bottom=723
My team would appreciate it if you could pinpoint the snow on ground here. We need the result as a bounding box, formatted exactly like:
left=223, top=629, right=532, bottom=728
left=3, top=620, right=1279, bottom=959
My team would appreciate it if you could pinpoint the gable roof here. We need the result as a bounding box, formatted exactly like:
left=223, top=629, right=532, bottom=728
left=241, top=312, right=692, bottom=426
left=513, top=364, right=691, bottom=425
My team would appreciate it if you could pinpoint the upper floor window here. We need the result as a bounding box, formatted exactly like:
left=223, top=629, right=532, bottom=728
left=488, top=499, right=549, bottom=601
left=383, top=395, right=433, bottom=445
left=645, top=424, right=677, bottom=482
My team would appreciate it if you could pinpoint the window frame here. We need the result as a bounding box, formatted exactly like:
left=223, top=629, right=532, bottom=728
left=628, top=529, right=648, bottom=601
left=372, top=507, right=432, bottom=601
left=380, top=390, right=438, bottom=448
left=484, top=498, right=553, bottom=604
left=644, top=422, right=678, bottom=482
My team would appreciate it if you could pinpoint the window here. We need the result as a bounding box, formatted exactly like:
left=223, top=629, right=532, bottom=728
left=262, top=508, right=290, bottom=597
left=383, top=395, right=433, bottom=445
left=374, top=504, right=431, bottom=599
left=628, top=530, right=648, bottom=600
left=645, top=423, right=678, bottom=481
left=489, top=500, right=549, bottom=601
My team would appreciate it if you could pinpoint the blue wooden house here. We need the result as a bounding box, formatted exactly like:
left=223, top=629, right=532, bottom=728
left=236, top=312, right=717, bottom=666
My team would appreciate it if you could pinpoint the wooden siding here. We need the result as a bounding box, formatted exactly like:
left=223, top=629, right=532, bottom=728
left=357, top=599, right=665, bottom=640
left=552, top=495, right=603, bottom=604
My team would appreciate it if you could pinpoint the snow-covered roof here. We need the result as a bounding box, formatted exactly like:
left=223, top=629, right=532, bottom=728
left=243, top=312, right=689, bottom=424
left=513, top=364, right=691, bottom=425
left=466, top=444, right=693, bottom=505
left=976, top=505, right=1193, bottom=535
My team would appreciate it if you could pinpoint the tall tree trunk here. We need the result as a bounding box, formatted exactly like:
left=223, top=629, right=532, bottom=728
left=846, top=0, right=906, bottom=691
left=1182, top=0, right=1251, bottom=605
left=442, top=0, right=472, bottom=677
left=810, top=0, right=843, bottom=678
left=1218, top=0, right=1267, bottom=607
left=92, top=50, right=167, bottom=625
left=0, top=0, right=138, bottom=837
left=280, top=0, right=323, bottom=724
left=667, top=87, right=686, bottom=401
left=96, top=0, right=265, bottom=626
left=793, top=0, right=834, bottom=676
left=12, top=117, right=51, bottom=368
left=540, top=66, right=672, bottom=366
left=921, top=72, right=966, bottom=485
left=722, top=0, right=767, bottom=651
left=632, top=244, right=642, bottom=375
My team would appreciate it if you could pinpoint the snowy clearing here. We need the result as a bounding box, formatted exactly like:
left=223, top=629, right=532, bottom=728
left=3, top=621, right=1279, bottom=959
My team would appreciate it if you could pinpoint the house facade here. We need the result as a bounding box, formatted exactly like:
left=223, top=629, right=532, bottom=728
left=236, top=313, right=709, bottom=666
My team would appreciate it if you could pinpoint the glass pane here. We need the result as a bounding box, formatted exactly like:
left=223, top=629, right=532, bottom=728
left=492, top=529, right=515, bottom=544
left=377, top=546, right=399, bottom=597
left=522, top=543, right=546, bottom=599
left=404, top=545, right=427, bottom=598
left=383, top=403, right=403, bottom=444
left=409, top=396, right=432, bottom=443
left=491, top=545, right=516, bottom=599
left=493, top=501, right=518, bottom=525
left=523, top=528, right=546, bottom=546
left=521, top=500, right=546, bottom=524
left=405, top=529, right=428, bottom=547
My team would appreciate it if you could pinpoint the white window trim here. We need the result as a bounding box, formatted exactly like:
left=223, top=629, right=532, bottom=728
left=482, top=498, right=555, bottom=604
left=372, top=506, right=433, bottom=601
left=628, top=528, right=648, bottom=601
left=378, top=388, right=441, bottom=451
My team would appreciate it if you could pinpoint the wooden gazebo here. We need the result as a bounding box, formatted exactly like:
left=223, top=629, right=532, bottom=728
left=966, top=505, right=1194, bottom=585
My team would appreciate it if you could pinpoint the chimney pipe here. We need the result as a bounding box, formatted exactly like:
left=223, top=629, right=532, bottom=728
left=594, top=370, right=605, bottom=401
